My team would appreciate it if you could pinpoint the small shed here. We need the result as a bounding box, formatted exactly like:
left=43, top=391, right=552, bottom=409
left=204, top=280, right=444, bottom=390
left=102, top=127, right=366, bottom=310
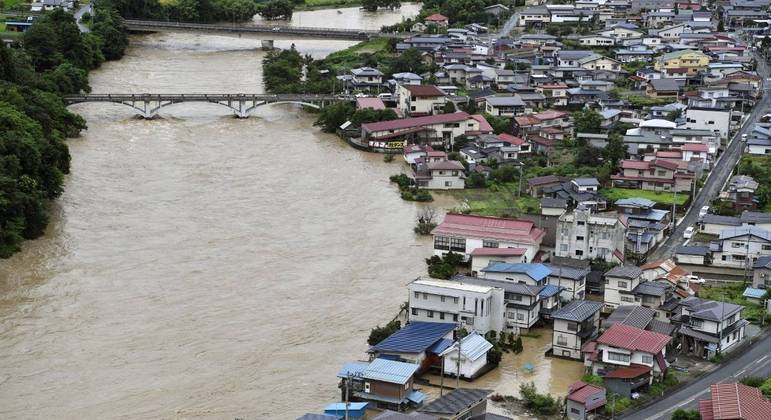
left=674, top=246, right=710, bottom=266
left=742, top=287, right=767, bottom=304
left=439, top=332, right=494, bottom=380
left=566, top=381, right=606, bottom=420
left=323, top=402, right=368, bottom=419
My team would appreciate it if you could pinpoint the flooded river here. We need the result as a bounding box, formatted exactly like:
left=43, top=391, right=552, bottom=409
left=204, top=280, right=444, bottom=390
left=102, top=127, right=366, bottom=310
left=0, top=6, right=438, bottom=420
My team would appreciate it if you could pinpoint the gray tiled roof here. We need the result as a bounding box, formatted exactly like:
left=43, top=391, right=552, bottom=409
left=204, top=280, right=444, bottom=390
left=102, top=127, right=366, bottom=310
left=420, top=388, right=493, bottom=416
left=702, top=214, right=741, bottom=226
left=451, top=275, right=543, bottom=296
left=676, top=246, right=710, bottom=256
left=540, top=197, right=568, bottom=208
left=633, top=281, right=670, bottom=297
left=552, top=300, right=603, bottom=322
left=605, top=305, right=655, bottom=329
left=647, top=319, right=677, bottom=336
left=544, top=264, right=591, bottom=280
left=679, top=297, right=744, bottom=321
left=740, top=211, right=771, bottom=224
left=605, top=265, right=643, bottom=279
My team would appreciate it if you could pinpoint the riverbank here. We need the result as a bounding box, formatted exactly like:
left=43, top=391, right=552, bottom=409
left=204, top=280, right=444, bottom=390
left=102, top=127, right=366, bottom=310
left=294, top=0, right=364, bottom=11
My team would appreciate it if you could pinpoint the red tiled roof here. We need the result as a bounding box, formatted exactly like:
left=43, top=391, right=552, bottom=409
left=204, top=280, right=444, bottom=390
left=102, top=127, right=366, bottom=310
left=514, top=115, right=540, bottom=126
left=428, top=160, right=465, bottom=171
left=362, top=112, right=471, bottom=133
left=605, top=365, right=651, bottom=379
left=470, top=114, right=493, bottom=134
left=431, top=214, right=545, bottom=244
left=567, top=381, right=606, bottom=405
left=356, top=97, right=386, bottom=110
left=597, top=324, right=671, bottom=354
left=534, top=110, right=569, bottom=120
left=470, top=247, right=527, bottom=256
left=498, top=133, right=525, bottom=145
left=655, top=150, right=682, bottom=159
left=621, top=160, right=650, bottom=170
left=682, top=143, right=708, bottom=152
left=701, top=383, right=771, bottom=420
left=425, top=13, right=448, bottom=21
left=651, top=159, right=679, bottom=170
left=403, top=84, right=445, bottom=97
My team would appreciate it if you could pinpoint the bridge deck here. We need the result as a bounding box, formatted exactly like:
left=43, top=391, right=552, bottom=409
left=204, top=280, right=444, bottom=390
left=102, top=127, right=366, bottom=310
left=123, top=19, right=388, bottom=40
left=63, top=93, right=354, bottom=104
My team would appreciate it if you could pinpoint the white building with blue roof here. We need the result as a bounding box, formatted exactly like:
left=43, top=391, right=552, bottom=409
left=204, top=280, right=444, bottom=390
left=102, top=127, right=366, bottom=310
left=439, top=332, right=494, bottom=380
left=478, top=262, right=551, bottom=286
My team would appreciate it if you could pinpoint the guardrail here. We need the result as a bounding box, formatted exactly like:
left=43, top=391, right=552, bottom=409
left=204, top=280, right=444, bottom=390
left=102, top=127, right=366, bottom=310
left=123, top=19, right=379, bottom=39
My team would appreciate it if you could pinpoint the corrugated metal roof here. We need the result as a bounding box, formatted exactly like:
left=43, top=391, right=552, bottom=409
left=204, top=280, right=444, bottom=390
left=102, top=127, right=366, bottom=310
left=552, top=300, right=603, bottom=322
left=605, top=265, right=643, bottom=279
left=743, top=287, right=767, bottom=299
left=440, top=332, right=493, bottom=361
left=481, top=263, right=551, bottom=281
left=337, top=361, right=369, bottom=378
left=362, top=358, right=420, bottom=385
left=369, top=322, right=455, bottom=354
left=605, top=305, right=655, bottom=329
left=538, top=284, right=563, bottom=299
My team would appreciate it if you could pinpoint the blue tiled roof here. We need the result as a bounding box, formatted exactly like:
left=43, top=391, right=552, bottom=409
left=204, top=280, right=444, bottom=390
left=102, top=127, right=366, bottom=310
left=407, top=390, right=426, bottom=404
left=539, top=284, right=563, bottom=298
left=481, top=263, right=551, bottom=281
left=743, top=287, right=768, bottom=299
left=370, top=322, right=455, bottom=354
left=362, top=358, right=420, bottom=384
left=427, top=338, right=454, bottom=354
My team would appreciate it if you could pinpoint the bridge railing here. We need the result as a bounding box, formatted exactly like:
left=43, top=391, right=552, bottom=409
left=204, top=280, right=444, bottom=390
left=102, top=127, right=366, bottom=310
left=123, top=19, right=379, bottom=35
left=63, top=93, right=358, bottom=102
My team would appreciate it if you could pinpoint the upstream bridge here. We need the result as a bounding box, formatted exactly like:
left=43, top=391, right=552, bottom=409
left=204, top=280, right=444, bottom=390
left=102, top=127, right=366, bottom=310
left=124, top=19, right=382, bottom=41
left=63, top=93, right=355, bottom=118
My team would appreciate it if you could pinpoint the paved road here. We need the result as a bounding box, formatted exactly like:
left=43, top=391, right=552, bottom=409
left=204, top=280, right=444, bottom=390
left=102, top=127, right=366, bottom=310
left=648, top=57, right=770, bottom=261
left=621, top=331, right=771, bottom=419
left=74, top=4, right=93, bottom=33
left=496, top=12, right=518, bottom=38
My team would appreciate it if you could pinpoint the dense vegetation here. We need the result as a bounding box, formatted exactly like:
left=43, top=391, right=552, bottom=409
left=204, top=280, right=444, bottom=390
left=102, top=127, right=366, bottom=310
left=110, top=0, right=293, bottom=22
left=367, top=319, right=400, bottom=345
left=420, top=0, right=513, bottom=26
left=736, top=155, right=771, bottom=212
left=0, top=2, right=128, bottom=257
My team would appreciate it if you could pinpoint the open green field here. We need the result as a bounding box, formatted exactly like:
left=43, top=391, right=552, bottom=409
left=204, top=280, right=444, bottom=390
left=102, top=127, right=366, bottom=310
left=446, top=183, right=540, bottom=217
left=698, top=283, right=768, bottom=324
left=601, top=187, right=688, bottom=206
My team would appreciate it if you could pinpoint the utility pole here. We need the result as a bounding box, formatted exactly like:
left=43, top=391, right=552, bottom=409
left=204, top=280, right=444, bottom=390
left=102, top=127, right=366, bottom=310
left=456, top=325, right=462, bottom=390
left=344, top=373, right=350, bottom=420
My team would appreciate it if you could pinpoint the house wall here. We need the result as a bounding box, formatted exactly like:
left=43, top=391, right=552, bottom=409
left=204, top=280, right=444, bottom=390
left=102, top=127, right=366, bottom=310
left=548, top=276, right=585, bottom=301
left=555, top=211, right=624, bottom=263
left=423, top=170, right=465, bottom=190
left=482, top=271, right=541, bottom=286
left=433, top=236, right=541, bottom=263
left=471, top=254, right=526, bottom=275
left=675, top=254, right=705, bottom=265
left=713, top=234, right=771, bottom=268
left=442, top=351, right=488, bottom=378
left=408, top=283, right=506, bottom=333
left=748, top=143, right=771, bottom=156
left=752, top=267, right=771, bottom=288
left=506, top=304, right=540, bottom=330
left=368, top=379, right=408, bottom=401
left=553, top=318, right=583, bottom=359
left=685, top=108, right=731, bottom=139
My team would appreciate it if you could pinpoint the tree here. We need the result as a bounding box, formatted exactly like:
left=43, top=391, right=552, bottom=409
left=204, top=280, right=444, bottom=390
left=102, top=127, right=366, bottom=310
left=258, top=0, right=294, bottom=20
left=574, top=109, right=602, bottom=134
left=315, top=102, right=354, bottom=132
left=666, top=109, right=683, bottom=122
left=414, top=207, right=438, bottom=235
left=425, top=252, right=464, bottom=279
left=575, top=145, right=603, bottom=167
left=42, top=63, right=91, bottom=94
left=604, top=134, right=626, bottom=167
left=442, top=101, right=456, bottom=114
left=483, top=113, right=512, bottom=134
left=671, top=409, right=700, bottom=420
left=367, top=320, right=400, bottom=345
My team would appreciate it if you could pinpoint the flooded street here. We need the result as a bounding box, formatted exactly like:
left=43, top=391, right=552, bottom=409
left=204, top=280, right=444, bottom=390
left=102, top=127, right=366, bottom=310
left=0, top=7, right=438, bottom=420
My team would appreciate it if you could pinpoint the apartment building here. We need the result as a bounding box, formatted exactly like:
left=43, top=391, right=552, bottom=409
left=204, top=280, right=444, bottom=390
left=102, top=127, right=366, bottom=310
left=555, top=205, right=625, bottom=263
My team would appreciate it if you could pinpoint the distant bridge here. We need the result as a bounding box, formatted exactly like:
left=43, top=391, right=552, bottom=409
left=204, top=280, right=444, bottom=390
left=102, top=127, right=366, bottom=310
left=63, top=93, right=355, bottom=118
left=124, top=19, right=384, bottom=41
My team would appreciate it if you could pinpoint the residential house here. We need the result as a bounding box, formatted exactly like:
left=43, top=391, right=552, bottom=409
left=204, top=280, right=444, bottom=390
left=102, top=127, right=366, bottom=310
left=541, top=197, right=569, bottom=217
left=367, top=321, right=456, bottom=366
left=701, top=214, right=742, bottom=235
left=413, top=159, right=466, bottom=190
left=711, top=226, right=771, bottom=269
left=431, top=214, right=545, bottom=262
left=671, top=297, right=748, bottom=358
left=555, top=205, right=626, bottom=263
left=566, top=381, right=607, bottom=420
left=527, top=175, right=563, bottom=197
left=646, top=78, right=680, bottom=98
left=584, top=324, right=671, bottom=394
left=612, top=159, right=694, bottom=193
left=470, top=247, right=527, bottom=275
left=408, top=277, right=505, bottom=334
left=698, top=383, right=771, bottom=420
left=675, top=245, right=711, bottom=265
left=518, top=7, right=551, bottom=26
left=603, top=305, right=655, bottom=331
left=685, top=107, right=732, bottom=139
left=537, top=84, right=569, bottom=107
left=752, top=256, right=771, bottom=288
left=350, top=67, right=385, bottom=91
left=616, top=197, right=672, bottom=257
left=720, top=175, right=759, bottom=211
left=424, top=14, right=449, bottom=27
left=578, top=35, right=616, bottom=47
left=360, top=112, right=489, bottom=151
left=552, top=300, right=604, bottom=360
left=484, top=96, right=526, bottom=117
left=439, top=332, right=494, bottom=380
left=545, top=263, right=590, bottom=301
left=397, top=84, right=447, bottom=117
left=653, top=50, right=710, bottom=76
left=604, top=266, right=645, bottom=309
left=337, top=358, right=424, bottom=411
left=419, top=389, right=493, bottom=419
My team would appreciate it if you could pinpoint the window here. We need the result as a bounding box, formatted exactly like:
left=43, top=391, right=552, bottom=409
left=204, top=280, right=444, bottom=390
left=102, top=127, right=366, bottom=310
left=453, top=314, right=458, bottom=321
left=641, top=355, right=653, bottom=364
left=513, top=295, right=523, bottom=302
left=571, top=408, right=581, bottom=415
left=692, top=319, right=703, bottom=328
left=434, top=236, right=451, bottom=250
left=607, top=352, right=630, bottom=363
left=560, top=244, right=569, bottom=252
left=577, top=221, right=585, bottom=226
left=567, top=322, right=578, bottom=332
left=575, top=250, right=584, bottom=256
left=440, top=296, right=445, bottom=303
left=453, top=297, right=459, bottom=304
left=576, top=236, right=585, bottom=241
left=731, top=242, right=745, bottom=249
left=423, top=293, right=428, bottom=300
left=517, top=313, right=525, bottom=321
left=483, top=240, right=499, bottom=248
left=557, top=335, right=568, bottom=346
left=618, top=280, right=628, bottom=289
left=364, top=382, right=371, bottom=393
left=427, top=311, right=434, bottom=318
left=445, top=181, right=452, bottom=187
left=763, top=245, right=771, bottom=251
left=621, top=296, right=635, bottom=303
left=440, top=312, right=445, bottom=320
left=414, top=291, right=419, bottom=299
left=449, top=238, right=466, bottom=252
left=411, top=308, right=418, bottom=316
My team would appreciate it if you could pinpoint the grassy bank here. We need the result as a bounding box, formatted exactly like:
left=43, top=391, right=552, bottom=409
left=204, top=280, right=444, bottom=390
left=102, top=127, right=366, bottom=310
left=698, top=283, right=768, bottom=324
left=295, top=0, right=362, bottom=10
left=602, top=187, right=688, bottom=206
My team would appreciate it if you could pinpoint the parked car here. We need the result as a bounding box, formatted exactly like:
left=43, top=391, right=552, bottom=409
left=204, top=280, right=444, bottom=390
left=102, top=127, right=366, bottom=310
left=686, top=274, right=705, bottom=284
left=742, top=133, right=748, bottom=142
left=684, top=226, right=695, bottom=239
left=699, top=206, right=709, bottom=219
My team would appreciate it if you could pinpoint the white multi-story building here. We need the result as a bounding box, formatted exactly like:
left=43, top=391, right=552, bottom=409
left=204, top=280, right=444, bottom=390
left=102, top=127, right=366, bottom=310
left=685, top=107, right=733, bottom=140
left=397, top=84, right=447, bottom=117
left=545, top=264, right=590, bottom=302
left=712, top=226, right=771, bottom=269
left=555, top=206, right=626, bottom=263
left=431, top=214, right=545, bottom=262
left=672, top=297, right=748, bottom=358
left=407, top=277, right=505, bottom=334
left=603, top=266, right=645, bottom=309
left=552, top=300, right=604, bottom=360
